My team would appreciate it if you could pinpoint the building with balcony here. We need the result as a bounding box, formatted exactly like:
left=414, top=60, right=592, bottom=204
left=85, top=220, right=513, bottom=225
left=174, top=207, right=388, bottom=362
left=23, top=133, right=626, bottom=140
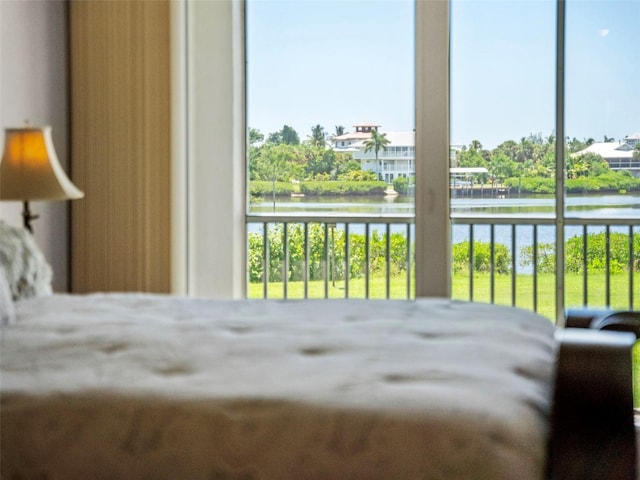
left=333, top=124, right=415, bottom=183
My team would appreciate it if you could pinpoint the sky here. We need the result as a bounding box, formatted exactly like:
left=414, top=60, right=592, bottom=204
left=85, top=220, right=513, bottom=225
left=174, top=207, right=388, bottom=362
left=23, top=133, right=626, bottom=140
left=247, top=0, right=639, bottom=150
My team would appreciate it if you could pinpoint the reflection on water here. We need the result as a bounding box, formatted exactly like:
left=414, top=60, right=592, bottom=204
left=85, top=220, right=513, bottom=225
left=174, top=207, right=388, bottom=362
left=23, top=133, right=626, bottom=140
left=249, top=193, right=640, bottom=218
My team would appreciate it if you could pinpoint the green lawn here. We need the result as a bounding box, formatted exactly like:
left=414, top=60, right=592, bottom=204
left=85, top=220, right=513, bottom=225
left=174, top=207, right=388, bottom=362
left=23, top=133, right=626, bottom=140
left=249, top=272, right=640, bottom=320
left=248, top=272, right=640, bottom=403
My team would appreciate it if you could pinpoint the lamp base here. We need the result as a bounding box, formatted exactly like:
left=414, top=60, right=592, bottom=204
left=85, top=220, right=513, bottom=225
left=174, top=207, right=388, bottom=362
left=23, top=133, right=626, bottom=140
left=22, top=201, right=39, bottom=234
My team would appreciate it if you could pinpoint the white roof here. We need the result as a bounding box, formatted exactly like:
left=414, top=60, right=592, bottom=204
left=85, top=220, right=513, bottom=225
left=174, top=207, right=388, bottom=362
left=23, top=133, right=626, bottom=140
left=382, top=131, right=415, bottom=146
left=450, top=167, right=489, bottom=174
left=574, top=142, right=634, bottom=159
left=334, top=132, right=371, bottom=141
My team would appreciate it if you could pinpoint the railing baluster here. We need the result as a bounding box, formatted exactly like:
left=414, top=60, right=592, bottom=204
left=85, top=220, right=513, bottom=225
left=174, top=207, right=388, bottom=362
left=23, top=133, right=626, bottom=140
left=324, top=222, right=329, bottom=299
left=511, top=225, right=516, bottom=307
left=345, top=223, right=350, bottom=299
left=582, top=225, right=588, bottom=307
left=263, top=222, right=269, bottom=299
left=469, top=225, right=474, bottom=302
left=605, top=225, right=611, bottom=308
left=406, top=223, right=412, bottom=299
left=386, top=223, right=391, bottom=299
left=304, top=222, right=309, bottom=299
left=365, top=223, right=370, bottom=299
left=533, top=224, right=538, bottom=313
left=283, top=222, right=289, bottom=299
left=629, top=225, right=634, bottom=310
left=490, top=224, right=495, bottom=304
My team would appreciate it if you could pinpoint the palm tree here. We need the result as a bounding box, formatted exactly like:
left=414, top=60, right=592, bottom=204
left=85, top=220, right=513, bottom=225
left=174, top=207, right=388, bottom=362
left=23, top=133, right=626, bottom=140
left=363, top=129, right=390, bottom=181
left=334, top=125, right=345, bottom=137
left=309, top=124, right=326, bottom=148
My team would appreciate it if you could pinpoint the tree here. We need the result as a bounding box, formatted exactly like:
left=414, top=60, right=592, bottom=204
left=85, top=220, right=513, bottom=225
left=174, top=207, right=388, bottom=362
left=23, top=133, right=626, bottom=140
left=634, top=143, right=640, bottom=159
left=457, top=147, right=486, bottom=169
left=363, top=129, right=390, bottom=168
left=267, top=125, right=300, bottom=145
left=566, top=136, right=595, bottom=154
left=251, top=143, right=304, bottom=182
left=470, top=139, right=483, bottom=151
left=488, top=153, right=516, bottom=183
left=281, top=125, right=300, bottom=145
left=494, top=140, right=519, bottom=162
left=334, top=125, right=346, bottom=137
left=308, top=124, right=326, bottom=148
left=249, top=128, right=264, bottom=146
left=567, top=152, right=609, bottom=179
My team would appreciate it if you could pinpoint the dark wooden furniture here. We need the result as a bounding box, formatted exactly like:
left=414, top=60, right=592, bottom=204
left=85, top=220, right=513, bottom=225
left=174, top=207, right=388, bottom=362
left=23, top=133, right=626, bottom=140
left=548, top=309, right=639, bottom=480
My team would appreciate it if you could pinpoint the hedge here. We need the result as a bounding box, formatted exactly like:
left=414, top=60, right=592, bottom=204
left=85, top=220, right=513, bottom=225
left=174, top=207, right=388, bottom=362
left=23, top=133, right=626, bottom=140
left=300, top=181, right=387, bottom=196
left=249, top=181, right=295, bottom=197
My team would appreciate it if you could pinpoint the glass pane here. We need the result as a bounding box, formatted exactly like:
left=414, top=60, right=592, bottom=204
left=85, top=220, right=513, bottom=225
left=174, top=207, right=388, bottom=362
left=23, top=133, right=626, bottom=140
left=450, top=0, right=557, bottom=318
left=450, top=0, right=556, bottom=215
left=564, top=1, right=639, bottom=312
left=565, top=0, right=640, bottom=220
left=246, top=0, right=415, bottom=216
left=246, top=0, right=415, bottom=299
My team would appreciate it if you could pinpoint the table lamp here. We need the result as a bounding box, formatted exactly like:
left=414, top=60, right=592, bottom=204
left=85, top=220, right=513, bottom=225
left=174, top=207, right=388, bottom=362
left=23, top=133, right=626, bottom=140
left=0, top=126, right=84, bottom=232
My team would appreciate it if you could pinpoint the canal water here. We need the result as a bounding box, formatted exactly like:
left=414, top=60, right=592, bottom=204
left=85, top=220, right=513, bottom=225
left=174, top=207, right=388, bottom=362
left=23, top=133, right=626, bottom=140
left=249, top=193, right=640, bottom=219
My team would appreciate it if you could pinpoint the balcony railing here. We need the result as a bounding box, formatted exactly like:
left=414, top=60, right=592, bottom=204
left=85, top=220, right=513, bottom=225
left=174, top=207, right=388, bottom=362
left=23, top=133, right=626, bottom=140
left=246, top=214, right=639, bottom=320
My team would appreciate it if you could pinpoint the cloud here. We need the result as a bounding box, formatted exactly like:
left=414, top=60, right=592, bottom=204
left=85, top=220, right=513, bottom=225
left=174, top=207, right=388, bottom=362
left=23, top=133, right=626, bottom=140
left=599, top=29, right=610, bottom=37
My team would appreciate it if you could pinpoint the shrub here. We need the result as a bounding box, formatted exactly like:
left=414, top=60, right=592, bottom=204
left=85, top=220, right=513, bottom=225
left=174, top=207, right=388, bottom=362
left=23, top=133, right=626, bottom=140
left=393, top=176, right=409, bottom=194
left=519, top=243, right=556, bottom=274
left=519, top=232, right=640, bottom=274
left=300, top=181, right=387, bottom=196
left=452, top=241, right=511, bottom=274
left=249, top=180, right=295, bottom=197
left=505, top=177, right=555, bottom=194
left=248, top=224, right=413, bottom=283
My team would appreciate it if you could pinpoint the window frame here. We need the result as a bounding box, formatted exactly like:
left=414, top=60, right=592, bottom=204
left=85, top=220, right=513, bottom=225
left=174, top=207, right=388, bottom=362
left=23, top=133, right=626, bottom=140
left=178, top=0, right=579, bottom=322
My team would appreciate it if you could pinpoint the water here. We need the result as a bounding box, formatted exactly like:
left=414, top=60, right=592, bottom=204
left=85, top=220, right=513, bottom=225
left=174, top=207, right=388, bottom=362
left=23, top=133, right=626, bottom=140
left=249, top=193, right=640, bottom=219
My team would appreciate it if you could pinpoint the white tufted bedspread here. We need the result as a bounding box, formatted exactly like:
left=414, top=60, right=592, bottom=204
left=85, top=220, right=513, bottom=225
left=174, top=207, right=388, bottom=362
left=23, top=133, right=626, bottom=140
left=1, top=294, right=556, bottom=480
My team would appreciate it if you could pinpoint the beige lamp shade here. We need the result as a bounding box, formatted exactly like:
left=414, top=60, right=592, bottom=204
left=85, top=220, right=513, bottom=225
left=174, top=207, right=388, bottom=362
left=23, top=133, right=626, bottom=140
left=1, top=126, right=84, bottom=201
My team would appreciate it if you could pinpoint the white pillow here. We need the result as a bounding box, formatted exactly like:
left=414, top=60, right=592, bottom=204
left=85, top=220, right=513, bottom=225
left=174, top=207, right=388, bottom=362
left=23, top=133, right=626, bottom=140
left=0, top=220, right=53, bottom=301
left=0, top=263, right=16, bottom=325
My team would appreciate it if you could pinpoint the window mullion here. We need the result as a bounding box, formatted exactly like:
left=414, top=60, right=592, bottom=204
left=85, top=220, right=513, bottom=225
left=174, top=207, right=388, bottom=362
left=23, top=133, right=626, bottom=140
left=554, top=0, right=566, bottom=325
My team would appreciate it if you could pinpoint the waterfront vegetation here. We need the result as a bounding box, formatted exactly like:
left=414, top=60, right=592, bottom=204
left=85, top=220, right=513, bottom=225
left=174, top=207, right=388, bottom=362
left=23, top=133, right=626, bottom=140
left=249, top=180, right=387, bottom=197
left=249, top=125, right=640, bottom=196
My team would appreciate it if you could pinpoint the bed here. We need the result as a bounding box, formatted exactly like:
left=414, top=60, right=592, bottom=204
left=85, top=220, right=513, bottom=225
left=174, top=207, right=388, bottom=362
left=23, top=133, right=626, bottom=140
left=0, top=221, right=637, bottom=479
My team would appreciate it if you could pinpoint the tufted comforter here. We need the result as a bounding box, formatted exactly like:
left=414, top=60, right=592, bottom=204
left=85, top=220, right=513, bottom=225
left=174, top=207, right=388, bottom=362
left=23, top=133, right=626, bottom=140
left=1, top=294, right=556, bottom=480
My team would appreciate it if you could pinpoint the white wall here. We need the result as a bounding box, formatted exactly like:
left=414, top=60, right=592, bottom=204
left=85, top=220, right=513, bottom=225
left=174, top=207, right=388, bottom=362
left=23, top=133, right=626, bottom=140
left=0, top=0, right=70, bottom=292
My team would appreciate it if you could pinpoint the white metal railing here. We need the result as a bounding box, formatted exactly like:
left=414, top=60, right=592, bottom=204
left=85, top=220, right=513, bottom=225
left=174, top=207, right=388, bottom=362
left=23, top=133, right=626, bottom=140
left=246, top=214, right=638, bottom=319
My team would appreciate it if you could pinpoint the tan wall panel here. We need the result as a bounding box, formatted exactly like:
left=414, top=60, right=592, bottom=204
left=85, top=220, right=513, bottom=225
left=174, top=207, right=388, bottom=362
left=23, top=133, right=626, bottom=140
left=70, top=1, right=170, bottom=293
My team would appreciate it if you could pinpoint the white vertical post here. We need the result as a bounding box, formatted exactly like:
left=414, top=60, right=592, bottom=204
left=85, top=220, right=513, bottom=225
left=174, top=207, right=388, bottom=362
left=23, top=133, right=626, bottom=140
left=186, top=0, right=246, bottom=299
left=555, top=0, right=566, bottom=324
left=170, top=0, right=188, bottom=295
left=415, top=0, right=451, bottom=298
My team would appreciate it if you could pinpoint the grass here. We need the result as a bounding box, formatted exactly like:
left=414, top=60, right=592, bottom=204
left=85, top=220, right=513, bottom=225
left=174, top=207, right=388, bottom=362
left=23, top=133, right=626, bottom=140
left=249, top=272, right=640, bottom=319
left=249, top=272, right=640, bottom=403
